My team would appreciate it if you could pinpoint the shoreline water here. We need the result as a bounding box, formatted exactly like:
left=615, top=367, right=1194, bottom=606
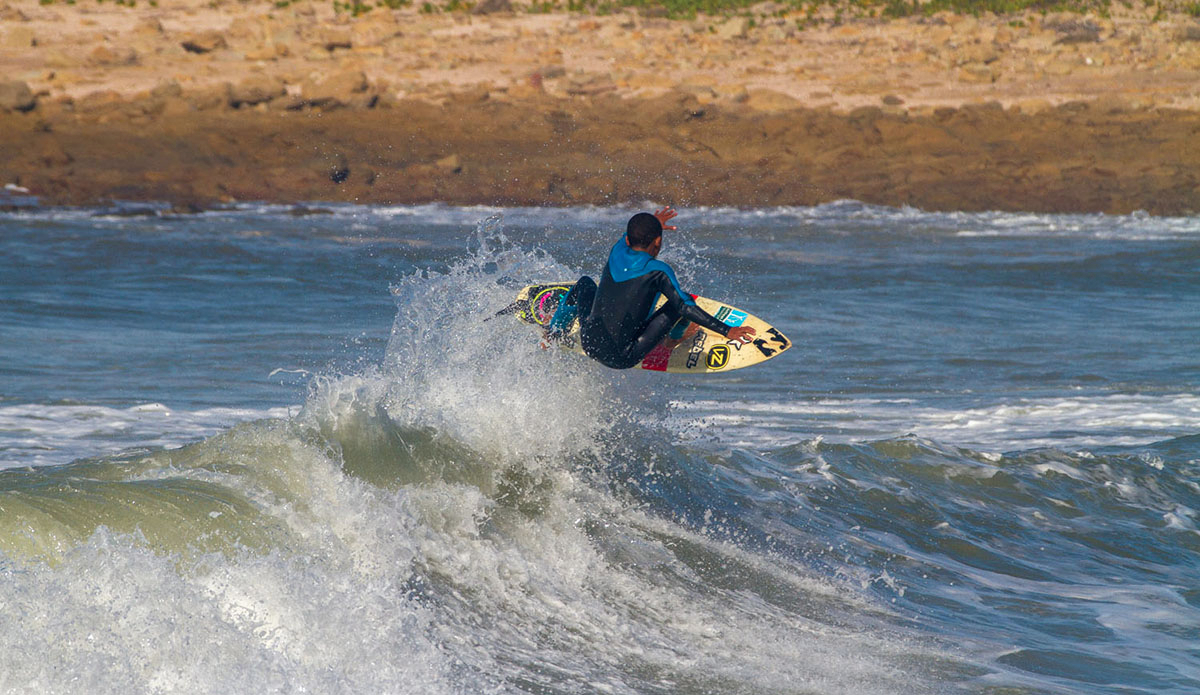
left=2, top=1, right=1200, bottom=214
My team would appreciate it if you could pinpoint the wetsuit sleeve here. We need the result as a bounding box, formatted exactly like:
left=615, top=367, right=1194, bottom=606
left=652, top=263, right=732, bottom=337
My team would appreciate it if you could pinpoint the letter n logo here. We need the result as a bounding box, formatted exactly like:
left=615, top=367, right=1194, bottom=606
left=705, top=344, right=730, bottom=370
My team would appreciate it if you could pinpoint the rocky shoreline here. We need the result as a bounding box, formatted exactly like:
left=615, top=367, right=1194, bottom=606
left=2, top=1, right=1199, bottom=214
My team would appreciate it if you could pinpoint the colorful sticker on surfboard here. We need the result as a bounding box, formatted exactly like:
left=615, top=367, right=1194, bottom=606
left=523, top=286, right=570, bottom=326
left=705, top=344, right=731, bottom=370
left=714, top=306, right=747, bottom=327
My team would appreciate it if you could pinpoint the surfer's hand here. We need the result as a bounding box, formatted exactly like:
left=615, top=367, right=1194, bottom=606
left=727, top=326, right=756, bottom=343
left=653, top=207, right=678, bottom=231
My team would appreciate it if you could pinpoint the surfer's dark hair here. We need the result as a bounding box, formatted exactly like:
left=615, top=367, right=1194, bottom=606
left=626, top=212, right=663, bottom=248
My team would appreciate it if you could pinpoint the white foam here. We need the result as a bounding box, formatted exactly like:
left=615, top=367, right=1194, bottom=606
left=671, top=392, right=1200, bottom=451
left=14, top=201, right=1200, bottom=241
left=0, top=438, right=467, bottom=695
left=0, top=402, right=292, bottom=468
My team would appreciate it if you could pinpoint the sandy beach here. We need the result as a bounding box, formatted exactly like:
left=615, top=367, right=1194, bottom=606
left=2, top=0, right=1199, bottom=213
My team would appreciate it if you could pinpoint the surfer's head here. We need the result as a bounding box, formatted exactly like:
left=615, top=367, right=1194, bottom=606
left=626, top=212, right=663, bottom=257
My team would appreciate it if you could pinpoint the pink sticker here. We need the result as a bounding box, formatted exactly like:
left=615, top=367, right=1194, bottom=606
left=640, top=344, right=671, bottom=371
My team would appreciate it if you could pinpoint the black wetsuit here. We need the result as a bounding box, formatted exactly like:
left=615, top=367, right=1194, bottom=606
left=550, top=236, right=732, bottom=369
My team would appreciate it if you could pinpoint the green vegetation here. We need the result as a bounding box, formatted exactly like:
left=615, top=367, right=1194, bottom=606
left=563, top=0, right=1125, bottom=20
left=30, top=0, right=1200, bottom=24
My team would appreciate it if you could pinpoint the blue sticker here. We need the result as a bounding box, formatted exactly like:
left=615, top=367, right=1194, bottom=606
left=719, top=309, right=747, bottom=327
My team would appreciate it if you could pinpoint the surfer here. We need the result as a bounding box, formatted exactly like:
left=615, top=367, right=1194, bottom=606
left=546, top=207, right=756, bottom=369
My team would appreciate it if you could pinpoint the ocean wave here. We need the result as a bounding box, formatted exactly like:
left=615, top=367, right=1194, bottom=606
left=0, top=222, right=949, bottom=695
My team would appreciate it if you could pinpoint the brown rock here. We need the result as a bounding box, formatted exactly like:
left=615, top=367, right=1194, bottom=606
left=0, top=81, right=36, bottom=112
left=1176, top=24, right=1200, bottom=42
left=350, top=15, right=400, bottom=47
left=133, top=18, right=164, bottom=36
left=230, top=74, right=287, bottom=107
left=0, top=4, right=31, bottom=21
left=715, top=17, right=750, bottom=40
left=44, top=50, right=79, bottom=69
left=1014, top=98, right=1053, bottom=115
left=848, top=105, right=883, bottom=124
left=38, top=140, right=72, bottom=167
left=744, top=88, right=799, bottom=112
left=1046, top=18, right=1101, bottom=44
left=181, top=31, right=228, bottom=54
left=244, top=42, right=285, bottom=61
left=472, top=0, right=512, bottom=14
left=959, top=63, right=994, bottom=83
left=566, top=76, right=617, bottom=97
left=957, top=43, right=999, bottom=65
left=302, top=70, right=368, bottom=108
left=74, top=90, right=124, bottom=115
left=506, top=83, right=542, bottom=100
left=714, top=83, right=749, bottom=103
left=626, top=73, right=674, bottom=90
left=3, top=26, right=35, bottom=48
left=187, top=84, right=231, bottom=111
left=320, top=27, right=352, bottom=52
left=1044, top=59, right=1075, bottom=76
left=88, top=44, right=138, bottom=67
left=1092, top=94, right=1131, bottom=114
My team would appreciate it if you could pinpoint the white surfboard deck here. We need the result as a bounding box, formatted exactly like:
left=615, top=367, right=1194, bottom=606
left=506, top=282, right=790, bottom=373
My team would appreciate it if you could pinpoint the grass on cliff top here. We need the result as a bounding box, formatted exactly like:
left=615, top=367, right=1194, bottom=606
left=335, top=0, right=1200, bottom=21
left=60, top=0, right=1200, bottom=21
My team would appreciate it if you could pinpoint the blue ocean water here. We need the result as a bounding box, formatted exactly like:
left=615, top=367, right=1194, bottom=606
left=1, top=202, right=1198, bottom=694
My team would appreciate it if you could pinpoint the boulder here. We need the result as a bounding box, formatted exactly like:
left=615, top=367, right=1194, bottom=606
left=1176, top=24, right=1200, bottom=42
left=3, top=26, right=35, bottom=48
left=187, top=83, right=232, bottom=111
left=229, top=74, right=286, bottom=107
left=74, top=90, right=124, bottom=115
left=744, top=88, right=799, bottom=112
left=0, top=81, right=36, bottom=112
left=714, top=83, right=749, bottom=103
left=151, top=80, right=183, bottom=100
left=88, top=44, right=139, bottom=67
left=715, top=17, right=751, bottom=40
left=0, top=4, right=31, bottom=21
left=245, top=42, right=289, bottom=61
left=350, top=15, right=399, bottom=47
left=471, top=0, right=512, bottom=14
left=566, top=76, right=617, bottom=97
left=44, top=50, right=79, bottom=69
left=959, top=62, right=994, bottom=83
left=133, top=18, right=163, bottom=36
left=302, top=70, right=368, bottom=108
left=181, top=31, right=228, bottom=54
left=1046, top=18, right=1101, bottom=44
left=320, top=27, right=352, bottom=51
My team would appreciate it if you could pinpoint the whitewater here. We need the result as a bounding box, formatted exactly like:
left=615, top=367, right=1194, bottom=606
left=1, top=203, right=1197, bottom=694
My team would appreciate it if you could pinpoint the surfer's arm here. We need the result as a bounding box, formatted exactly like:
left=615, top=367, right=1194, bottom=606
left=651, top=265, right=734, bottom=337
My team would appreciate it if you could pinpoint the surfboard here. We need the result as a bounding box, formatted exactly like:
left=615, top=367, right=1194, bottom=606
left=500, top=282, right=791, bottom=373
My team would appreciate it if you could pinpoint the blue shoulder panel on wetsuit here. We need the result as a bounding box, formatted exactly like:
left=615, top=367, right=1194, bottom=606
left=607, top=237, right=697, bottom=306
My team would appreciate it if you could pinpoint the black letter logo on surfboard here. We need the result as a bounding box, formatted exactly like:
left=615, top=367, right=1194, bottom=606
left=706, top=344, right=730, bottom=370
